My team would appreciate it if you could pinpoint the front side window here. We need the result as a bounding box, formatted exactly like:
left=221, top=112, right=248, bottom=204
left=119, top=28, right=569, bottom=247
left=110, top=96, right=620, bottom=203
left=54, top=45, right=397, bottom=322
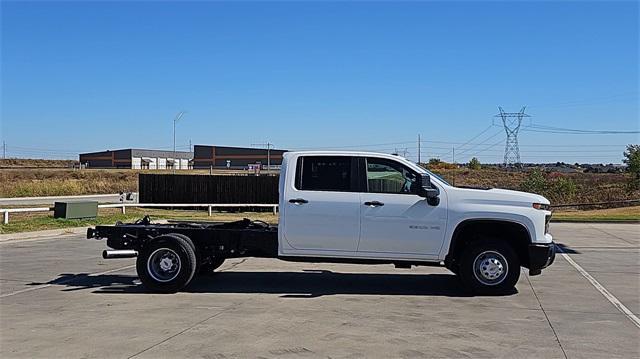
left=366, top=157, right=417, bottom=194
left=296, top=156, right=352, bottom=192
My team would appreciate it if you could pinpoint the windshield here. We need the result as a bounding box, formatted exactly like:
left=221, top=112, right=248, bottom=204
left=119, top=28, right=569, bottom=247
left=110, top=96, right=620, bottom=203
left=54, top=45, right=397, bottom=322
left=424, top=169, right=450, bottom=186
left=391, top=156, right=451, bottom=187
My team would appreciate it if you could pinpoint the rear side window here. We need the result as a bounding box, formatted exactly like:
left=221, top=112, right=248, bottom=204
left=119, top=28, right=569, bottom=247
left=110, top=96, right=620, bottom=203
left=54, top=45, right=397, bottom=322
left=295, top=156, right=352, bottom=192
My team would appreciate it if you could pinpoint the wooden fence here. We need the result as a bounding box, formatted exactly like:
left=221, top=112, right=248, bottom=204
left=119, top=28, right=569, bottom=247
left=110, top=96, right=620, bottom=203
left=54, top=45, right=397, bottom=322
left=139, top=174, right=279, bottom=204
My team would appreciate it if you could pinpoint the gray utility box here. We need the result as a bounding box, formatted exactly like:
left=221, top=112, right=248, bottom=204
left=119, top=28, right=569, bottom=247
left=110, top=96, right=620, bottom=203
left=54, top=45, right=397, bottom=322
left=54, top=201, right=98, bottom=219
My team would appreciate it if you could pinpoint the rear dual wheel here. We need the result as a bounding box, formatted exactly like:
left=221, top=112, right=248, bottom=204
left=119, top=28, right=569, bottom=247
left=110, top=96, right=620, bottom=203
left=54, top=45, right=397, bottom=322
left=136, top=234, right=197, bottom=293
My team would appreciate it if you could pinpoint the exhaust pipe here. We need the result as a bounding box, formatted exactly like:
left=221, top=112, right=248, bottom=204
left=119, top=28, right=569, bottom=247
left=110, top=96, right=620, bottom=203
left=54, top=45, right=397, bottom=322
left=102, top=250, right=138, bottom=259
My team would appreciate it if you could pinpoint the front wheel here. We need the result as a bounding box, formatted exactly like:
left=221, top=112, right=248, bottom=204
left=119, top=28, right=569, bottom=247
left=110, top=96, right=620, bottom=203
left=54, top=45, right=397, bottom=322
left=458, top=240, right=520, bottom=295
left=136, top=234, right=197, bottom=293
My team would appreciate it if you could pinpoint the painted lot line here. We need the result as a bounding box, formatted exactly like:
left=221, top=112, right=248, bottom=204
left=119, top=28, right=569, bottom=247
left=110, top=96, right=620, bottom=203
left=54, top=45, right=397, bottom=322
left=557, top=245, right=640, bottom=329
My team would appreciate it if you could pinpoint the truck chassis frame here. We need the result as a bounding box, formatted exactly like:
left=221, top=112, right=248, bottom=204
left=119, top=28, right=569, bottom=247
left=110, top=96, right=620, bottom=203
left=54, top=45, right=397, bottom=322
left=89, top=216, right=279, bottom=261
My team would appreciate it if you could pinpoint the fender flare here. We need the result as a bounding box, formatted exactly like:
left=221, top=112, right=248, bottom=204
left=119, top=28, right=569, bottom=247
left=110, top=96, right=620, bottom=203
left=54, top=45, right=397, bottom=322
left=441, top=217, right=532, bottom=264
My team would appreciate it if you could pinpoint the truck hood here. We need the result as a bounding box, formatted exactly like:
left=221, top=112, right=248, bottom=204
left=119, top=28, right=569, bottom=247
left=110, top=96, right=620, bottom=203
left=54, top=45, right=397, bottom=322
left=448, top=186, right=550, bottom=208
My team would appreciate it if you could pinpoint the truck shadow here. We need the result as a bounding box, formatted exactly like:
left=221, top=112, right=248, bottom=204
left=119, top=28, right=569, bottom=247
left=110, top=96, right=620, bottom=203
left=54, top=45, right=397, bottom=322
left=554, top=242, right=580, bottom=254
left=41, top=270, right=517, bottom=297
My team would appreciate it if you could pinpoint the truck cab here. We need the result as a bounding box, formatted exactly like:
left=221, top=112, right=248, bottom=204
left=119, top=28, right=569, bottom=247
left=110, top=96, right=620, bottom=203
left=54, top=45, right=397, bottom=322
left=278, top=151, right=555, bottom=293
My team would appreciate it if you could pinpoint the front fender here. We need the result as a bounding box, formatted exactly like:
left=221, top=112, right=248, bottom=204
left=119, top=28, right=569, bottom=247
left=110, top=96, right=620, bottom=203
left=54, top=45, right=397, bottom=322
left=438, top=212, right=539, bottom=260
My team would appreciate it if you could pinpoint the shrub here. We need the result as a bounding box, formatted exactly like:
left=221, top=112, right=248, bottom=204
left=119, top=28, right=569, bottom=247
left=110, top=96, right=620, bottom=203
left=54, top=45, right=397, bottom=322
left=550, top=176, right=578, bottom=203
left=468, top=157, right=481, bottom=170
left=623, top=144, right=640, bottom=189
left=519, top=170, right=578, bottom=204
left=520, top=169, right=547, bottom=195
left=426, top=158, right=457, bottom=170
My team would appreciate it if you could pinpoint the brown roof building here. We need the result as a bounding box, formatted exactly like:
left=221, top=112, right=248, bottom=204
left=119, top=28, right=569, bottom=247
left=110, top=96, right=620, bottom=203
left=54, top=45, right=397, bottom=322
left=192, top=145, right=287, bottom=170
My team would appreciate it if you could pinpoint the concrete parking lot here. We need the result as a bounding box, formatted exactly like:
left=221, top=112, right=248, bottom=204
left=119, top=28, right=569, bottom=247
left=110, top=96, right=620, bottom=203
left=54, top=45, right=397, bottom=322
left=1, top=223, right=638, bottom=358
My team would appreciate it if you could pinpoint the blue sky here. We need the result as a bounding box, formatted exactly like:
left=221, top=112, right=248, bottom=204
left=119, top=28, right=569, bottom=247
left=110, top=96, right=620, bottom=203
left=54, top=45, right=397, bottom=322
left=1, top=0, right=638, bottom=163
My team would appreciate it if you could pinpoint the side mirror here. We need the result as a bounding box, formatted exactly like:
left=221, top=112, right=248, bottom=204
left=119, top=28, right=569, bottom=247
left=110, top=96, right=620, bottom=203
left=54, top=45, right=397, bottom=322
left=418, top=173, right=440, bottom=206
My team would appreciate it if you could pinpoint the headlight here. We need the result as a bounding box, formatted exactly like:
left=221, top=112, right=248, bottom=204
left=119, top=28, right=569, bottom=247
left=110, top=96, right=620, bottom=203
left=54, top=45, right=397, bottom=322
left=533, top=203, right=550, bottom=210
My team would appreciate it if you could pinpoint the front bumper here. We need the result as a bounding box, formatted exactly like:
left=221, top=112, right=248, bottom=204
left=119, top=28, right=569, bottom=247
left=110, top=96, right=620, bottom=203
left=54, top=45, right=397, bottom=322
left=528, top=242, right=556, bottom=276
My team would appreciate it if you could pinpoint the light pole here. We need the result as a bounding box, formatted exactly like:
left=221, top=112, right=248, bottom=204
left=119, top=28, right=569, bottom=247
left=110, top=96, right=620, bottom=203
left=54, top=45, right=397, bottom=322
left=251, top=141, right=274, bottom=174
left=173, top=111, right=186, bottom=173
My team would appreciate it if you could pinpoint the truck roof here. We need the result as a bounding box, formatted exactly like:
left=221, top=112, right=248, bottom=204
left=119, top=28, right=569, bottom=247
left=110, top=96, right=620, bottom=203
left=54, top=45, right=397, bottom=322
left=286, top=150, right=408, bottom=158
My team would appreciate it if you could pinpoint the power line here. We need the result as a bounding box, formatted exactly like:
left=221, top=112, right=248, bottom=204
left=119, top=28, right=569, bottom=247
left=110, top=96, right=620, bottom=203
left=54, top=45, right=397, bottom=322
left=522, top=124, right=639, bottom=135
left=454, top=124, right=494, bottom=152
left=293, top=136, right=628, bottom=151
left=467, top=139, right=504, bottom=159
left=529, top=91, right=638, bottom=110
left=454, top=130, right=504, bottom=157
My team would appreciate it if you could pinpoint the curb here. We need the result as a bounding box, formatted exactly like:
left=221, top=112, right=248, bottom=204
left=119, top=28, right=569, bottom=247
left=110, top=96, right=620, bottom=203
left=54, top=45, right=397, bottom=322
left=0, top=219, right=169, bottom=242
left=551, top=220, right=640, bottom=224
left=0, top=227, right=90, bottom=242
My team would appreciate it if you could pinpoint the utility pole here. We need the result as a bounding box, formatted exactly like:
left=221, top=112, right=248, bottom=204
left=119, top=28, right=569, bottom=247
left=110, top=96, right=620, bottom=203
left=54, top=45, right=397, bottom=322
left=173, top=111, right=186, bottom=173
left=417, top=134, right=421, bottom=164
left=2, top=141, right=5, bottom=159
left=393, top=148, right=407, bottom=157
left=495, top=106, right=530, bottom=167
left=452, top=146, right=455, bottom=164
left=252, top=141, right=274, bottom=174
left=189, top=139, right=192, bottom=152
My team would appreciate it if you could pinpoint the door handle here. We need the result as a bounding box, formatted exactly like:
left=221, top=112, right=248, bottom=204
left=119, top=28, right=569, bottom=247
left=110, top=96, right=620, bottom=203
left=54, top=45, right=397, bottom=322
left=364, top=201, right=384, bottom=207
left=289, top=198, right=309, bottom=204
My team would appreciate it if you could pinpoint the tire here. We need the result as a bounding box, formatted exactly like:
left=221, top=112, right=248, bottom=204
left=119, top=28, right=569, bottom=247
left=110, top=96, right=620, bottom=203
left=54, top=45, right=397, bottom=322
left=167, top=232, right=199, bottom=265
left=165, top=233, right=223, bottom=276
left=458, top=240, right=520, bottom=295
left=136, top=234, right=197, bottom=293
left=198, top=257, right=226, bottom=275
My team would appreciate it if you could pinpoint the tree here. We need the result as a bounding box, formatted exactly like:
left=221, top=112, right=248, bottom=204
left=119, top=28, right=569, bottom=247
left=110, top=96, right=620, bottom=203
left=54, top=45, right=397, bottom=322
left=520, top=169, right=547, bottom=195
left=468, top=157, right=481, bottom=170
left=623, top=144, right=640, bottom=188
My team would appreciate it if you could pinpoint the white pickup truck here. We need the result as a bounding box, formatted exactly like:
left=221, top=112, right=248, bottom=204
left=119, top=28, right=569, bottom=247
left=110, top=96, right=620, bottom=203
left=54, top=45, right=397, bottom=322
left=89, top=151, right=556, bottom=295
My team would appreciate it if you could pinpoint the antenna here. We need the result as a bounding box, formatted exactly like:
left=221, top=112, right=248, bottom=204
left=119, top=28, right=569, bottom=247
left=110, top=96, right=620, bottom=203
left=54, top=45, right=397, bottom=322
left=495, top=106, right=530, bottom=167
left=417, top=134, right=421, bottom=164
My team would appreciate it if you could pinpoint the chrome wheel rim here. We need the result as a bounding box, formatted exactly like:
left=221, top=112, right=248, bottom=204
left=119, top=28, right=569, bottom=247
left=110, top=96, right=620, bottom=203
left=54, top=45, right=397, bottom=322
left=473, top=250, right=508, bottom=286
left=147, top=248, right=181, bottom=282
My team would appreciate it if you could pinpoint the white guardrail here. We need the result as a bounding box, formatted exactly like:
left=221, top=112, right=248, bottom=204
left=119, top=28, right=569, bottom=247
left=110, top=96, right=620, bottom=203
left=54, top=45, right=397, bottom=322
left=1, top=203, right=278, bottom=225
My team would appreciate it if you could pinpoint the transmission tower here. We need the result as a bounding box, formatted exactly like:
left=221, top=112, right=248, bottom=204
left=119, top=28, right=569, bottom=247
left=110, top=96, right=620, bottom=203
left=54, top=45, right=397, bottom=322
left=495, top=106, right=530, bottom=167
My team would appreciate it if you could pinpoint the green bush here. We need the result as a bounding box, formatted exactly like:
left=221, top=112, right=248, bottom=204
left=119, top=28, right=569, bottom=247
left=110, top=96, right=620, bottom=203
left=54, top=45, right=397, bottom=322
left=520, top=170, right=578, bottom=204
left=550, top=177, right=578, bottom=203
left=520, top=169, right=547, bottom=195
left=468, top=157, right=481, bottom=170
left=624, top=144, right=640, bottom=189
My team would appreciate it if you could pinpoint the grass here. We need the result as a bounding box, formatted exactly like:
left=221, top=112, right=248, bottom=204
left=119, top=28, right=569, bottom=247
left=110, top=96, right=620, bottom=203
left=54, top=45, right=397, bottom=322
left=0, top=169, right=139, bottom=197
left=552, top=206, right=640, bottom=222
left=0, top=158, right=78, bottom=168
left=430, top=167, right=639, bottom=206
left=0, top=168, right=268, bottom=197
left=0, top=208, right=278, bottom=234
left=2, top=165, right=638, bottom=206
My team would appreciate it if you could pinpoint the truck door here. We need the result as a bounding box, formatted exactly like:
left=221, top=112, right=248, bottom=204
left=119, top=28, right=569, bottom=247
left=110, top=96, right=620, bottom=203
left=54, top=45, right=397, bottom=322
left=358, top=157, right=447, bottom=256
left=281, top=155, right=361, bottom=252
